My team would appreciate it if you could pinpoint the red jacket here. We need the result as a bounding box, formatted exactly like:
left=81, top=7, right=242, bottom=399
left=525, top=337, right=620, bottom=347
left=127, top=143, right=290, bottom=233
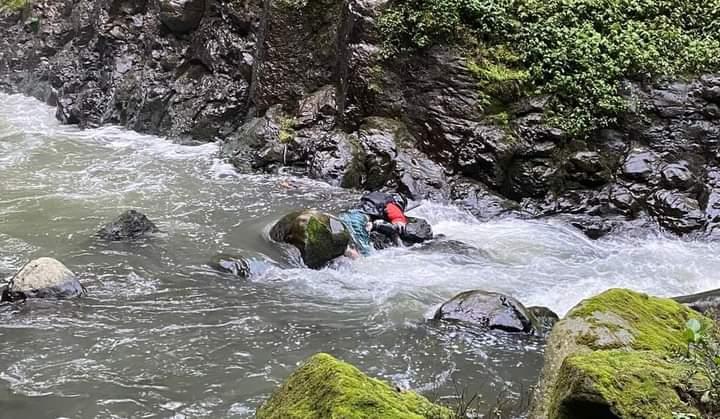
left=385, top=202, right=407, bottom=224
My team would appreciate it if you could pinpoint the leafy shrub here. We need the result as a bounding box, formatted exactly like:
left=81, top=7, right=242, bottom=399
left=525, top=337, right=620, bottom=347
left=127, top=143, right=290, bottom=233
left=379, top=0, right=720, bottom=136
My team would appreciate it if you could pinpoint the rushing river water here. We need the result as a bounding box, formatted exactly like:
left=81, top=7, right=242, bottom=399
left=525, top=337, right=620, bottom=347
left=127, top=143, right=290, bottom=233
left=1, top=93, right=720, bottom=418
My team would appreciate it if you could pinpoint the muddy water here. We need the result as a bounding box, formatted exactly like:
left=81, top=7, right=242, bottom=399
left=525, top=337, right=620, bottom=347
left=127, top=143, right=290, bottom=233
left=1, top=93, right=718, bottom=418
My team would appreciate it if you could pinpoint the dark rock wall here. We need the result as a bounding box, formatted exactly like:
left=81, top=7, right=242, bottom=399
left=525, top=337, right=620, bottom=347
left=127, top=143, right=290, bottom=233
left=2, top=0, right=720, bottom=237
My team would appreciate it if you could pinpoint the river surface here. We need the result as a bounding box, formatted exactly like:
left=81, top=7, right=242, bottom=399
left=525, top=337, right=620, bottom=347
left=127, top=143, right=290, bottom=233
left=1, top=93, right=719, bottom=418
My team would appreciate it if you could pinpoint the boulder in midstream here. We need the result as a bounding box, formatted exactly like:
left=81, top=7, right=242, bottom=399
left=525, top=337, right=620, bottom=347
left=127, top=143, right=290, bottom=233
left=434, top=290, right=539, bottom=334
left=1, top=257, right=85, bottom=302
left=97, top=210, right=159, bottom=241
left=269, top=210, right=350, bottom=269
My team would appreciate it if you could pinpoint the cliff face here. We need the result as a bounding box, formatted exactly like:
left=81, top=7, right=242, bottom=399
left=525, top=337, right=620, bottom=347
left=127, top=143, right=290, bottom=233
left=2, top=0, right=720, bottom=238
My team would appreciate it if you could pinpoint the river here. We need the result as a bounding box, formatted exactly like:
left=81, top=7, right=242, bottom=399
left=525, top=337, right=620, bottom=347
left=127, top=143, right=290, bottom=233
left=1, top=93, right=719, bottom=418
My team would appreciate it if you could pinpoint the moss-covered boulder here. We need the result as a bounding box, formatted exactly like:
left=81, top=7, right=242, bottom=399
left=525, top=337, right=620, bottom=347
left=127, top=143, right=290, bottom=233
left=256, top=353, right=452, bottom=419
left=270, top=210, right=350, bottom=269
left=531, top=288, right=714, bottom=418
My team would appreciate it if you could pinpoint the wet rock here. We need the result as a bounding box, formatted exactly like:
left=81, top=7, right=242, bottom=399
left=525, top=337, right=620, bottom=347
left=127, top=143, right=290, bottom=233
left=527, top=306, right=559, bottom=336
left=646, top=189, right=705, bottom=234
left=569, top=216, right=615, bottom=240
left=402, top=217, right=433, bottom=244
left=256, top=353, right=452, bottom=419
left=434, top=290, right=539, bottom=334
left=98, top=210, right=159, bottom=240
left=416, top=239, right=483, bottom=255
left=565, top=151, right=611, bottom=187
left=531, top=289, right=710, bottom=418
left=621, top=149, right=658, bottom=181
left=450, top=177, right=519, bottom=220
left=1, top=257, right=84, bottom=302
left=368, top=230, right=394, bottom=251
left=660, top=160, right=695, bottom=190
left=673, top=288, right=720, bottom=323
left=270, top=210, right=350, bottom=269
left=159, top=0, right=205, bottom=34
left=506, top=158, right=557, bottom=200
left=209, top=253, right=250, bottom=278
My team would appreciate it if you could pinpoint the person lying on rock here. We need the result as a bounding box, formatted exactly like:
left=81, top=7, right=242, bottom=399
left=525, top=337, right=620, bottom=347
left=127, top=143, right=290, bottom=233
left=339, top=192, right=409, bottom=259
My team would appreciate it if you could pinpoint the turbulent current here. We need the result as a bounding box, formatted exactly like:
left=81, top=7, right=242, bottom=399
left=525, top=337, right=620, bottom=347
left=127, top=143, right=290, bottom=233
left=1, top=93, right=719, bottom=418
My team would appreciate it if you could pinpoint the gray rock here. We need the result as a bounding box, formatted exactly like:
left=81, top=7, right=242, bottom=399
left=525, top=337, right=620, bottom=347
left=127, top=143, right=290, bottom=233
left=434, top=290, right=539, bottom=334
left=527, top=306, right=559, bottom=336
left=1, top=257, right=85, bottom=302
left=673, top=288, right=720, bottom=323
left=159, top=0, right=205, bottom=34
left=98, top=210, right=159, bottom=240
left=402, top=217, right=433, bottom=244
left=209, top=254, right=250, bottom=278
left=646, top=189, right=705, bottom=234
left=621, top=149, right=658, bottom=181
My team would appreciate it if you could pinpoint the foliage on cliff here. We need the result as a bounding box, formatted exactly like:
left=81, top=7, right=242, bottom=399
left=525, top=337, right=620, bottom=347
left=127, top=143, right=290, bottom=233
left=0, top=0, right=27, bottom=13
left=379, top=0, right=720, bottom=136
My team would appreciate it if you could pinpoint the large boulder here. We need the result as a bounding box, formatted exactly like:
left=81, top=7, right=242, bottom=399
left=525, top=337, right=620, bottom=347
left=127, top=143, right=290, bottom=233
left=256, top=353, right=452, bottom=419
left=97, top=210, right=159, bottom=241
left=433, top=290, right=539, bottom=334
left=1, top=257, right=84, bottom=302
left=531, top=288, right=713, bottom=418
left=270, top=210, right=350, bottom=269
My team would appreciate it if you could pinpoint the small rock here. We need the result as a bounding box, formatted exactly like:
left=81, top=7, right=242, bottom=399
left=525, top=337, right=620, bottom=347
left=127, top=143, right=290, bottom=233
left=621, top=149, right=658, bottom=181
left=402, top=217, right=433, bottom=244
left=1, top=257, right=84, bottom=302
left=209, top=254, right=250, bottom=278
left=98, top=210, right=159, bottom=240
left=434, top=290, right=539, bottom=334
left=527, top=306, right=559, bottom=336
left=673, top=288, right=720, bottom=323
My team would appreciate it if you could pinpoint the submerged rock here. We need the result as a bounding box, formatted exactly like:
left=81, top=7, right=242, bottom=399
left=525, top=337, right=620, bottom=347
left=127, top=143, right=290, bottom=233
left=531, top=288, right=712, bottom=418
left=98, top=210, right=159, bottom=241
left=256, top=353, right=452, bottom=419
left=1, top=257, right=84, bottom=302
left=270, top=210, right=350, bottom=269
left=209, top=254, right=250, bottom=278
left=434, top=290, right=539, bottom=334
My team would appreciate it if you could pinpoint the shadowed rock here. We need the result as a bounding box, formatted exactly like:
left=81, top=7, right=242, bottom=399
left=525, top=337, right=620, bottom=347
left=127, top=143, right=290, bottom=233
left=1, top=257, right=84, bottom=302
left=98, top=210, right=159, bottom=241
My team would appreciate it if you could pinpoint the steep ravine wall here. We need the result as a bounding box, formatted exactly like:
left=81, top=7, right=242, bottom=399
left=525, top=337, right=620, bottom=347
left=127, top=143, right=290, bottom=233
left=2, top=0, right=720, bottom=239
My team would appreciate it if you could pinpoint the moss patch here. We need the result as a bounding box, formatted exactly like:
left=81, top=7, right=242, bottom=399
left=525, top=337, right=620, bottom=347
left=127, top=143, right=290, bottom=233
left=257, top=353, right=452, bottom=419
left=278, top=116, right=296, bottom=144
left=568, top=288, right=711, bottom=353
left=0, top=0, right=27, bottom=12
left=551, top=350, right=698, bottom=419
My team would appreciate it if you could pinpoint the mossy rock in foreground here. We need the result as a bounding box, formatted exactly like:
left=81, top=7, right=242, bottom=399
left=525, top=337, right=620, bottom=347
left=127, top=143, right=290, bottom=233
left=532, top=288, right=713, bottom=418
left=256, top=353, right=452, bottom=419
left=270, top=210, right=350, bottom=269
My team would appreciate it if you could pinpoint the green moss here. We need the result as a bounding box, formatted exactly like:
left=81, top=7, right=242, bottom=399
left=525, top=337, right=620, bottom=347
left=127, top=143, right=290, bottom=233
left=0, top=0, right=27, bottom=12
left=278, top=117, right=296, bottom=144
left=257, top=353, right=452, bottom=419
left=568, top=289, right=711, bottom=353
left=551, top=350, right=699, bottom=419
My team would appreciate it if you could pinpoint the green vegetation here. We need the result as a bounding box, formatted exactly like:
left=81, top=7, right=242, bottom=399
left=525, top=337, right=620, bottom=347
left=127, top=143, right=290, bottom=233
left=257, top=353, right=452, bottom=418
left=379, top=0, right=720, bottom=136
left=278, top=116, right=296, bottom=144
left=680, top=319, right=720, bottom=415
left=0, top=0, right=27, bottom=13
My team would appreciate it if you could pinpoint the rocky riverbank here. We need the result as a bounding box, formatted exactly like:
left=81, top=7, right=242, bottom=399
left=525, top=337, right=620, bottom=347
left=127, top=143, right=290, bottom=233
left=2, top=0, right=720, bottom=238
